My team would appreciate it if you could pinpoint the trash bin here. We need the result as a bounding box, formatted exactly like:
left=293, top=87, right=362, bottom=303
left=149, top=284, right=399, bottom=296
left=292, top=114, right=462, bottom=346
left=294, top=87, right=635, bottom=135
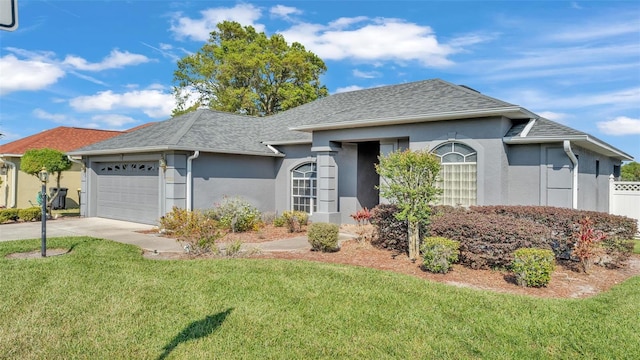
left=49, top=187, right=68, bottom=210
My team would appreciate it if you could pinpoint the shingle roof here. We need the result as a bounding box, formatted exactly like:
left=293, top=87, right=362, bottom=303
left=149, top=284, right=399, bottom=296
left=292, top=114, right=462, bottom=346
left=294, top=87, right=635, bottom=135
left=69, top=78, right=631, bottom=160
left=0, top=126, right=125, bottom=155
left=505, top=118, right=585, bottom=138
left=261, top=79, right=518, bottom=142
left=73, top=110, right=275, bottom=156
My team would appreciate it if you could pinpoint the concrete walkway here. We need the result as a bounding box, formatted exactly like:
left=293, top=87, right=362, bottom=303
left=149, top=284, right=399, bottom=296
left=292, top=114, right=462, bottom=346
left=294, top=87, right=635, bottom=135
left=0, top=217, right=354, bottom=254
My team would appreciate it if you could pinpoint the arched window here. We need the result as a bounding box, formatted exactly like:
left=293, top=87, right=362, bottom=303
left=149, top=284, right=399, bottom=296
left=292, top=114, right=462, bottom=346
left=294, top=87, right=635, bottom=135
left=291, top=162, right=317, bottom=214
left=433, top=142, right=477, bottom=207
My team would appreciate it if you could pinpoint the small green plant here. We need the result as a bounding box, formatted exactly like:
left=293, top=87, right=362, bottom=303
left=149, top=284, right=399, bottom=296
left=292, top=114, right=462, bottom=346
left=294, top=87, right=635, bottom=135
left=18, top=207, right=42, bottom=221
left=159, top=207, right=221, bottom=254
left=420, top=237, right=459, bottom=273
left=308, top=222, right=339, bottom=252
left=279, top=210, right=308, bottom=233
left=512, top=248, right=555, bottom=287
left=573, top=216, right=605, bottom=273
left=224, top=239, right=243, bottom=257
left=207, top=196, right=262, bottom=233
left=0, top=208, right=19, bottom=223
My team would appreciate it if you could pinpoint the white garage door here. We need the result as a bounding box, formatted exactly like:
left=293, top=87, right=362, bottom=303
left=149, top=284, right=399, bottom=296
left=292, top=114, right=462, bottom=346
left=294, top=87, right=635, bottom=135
left=96, top=162, right=159, bottom=224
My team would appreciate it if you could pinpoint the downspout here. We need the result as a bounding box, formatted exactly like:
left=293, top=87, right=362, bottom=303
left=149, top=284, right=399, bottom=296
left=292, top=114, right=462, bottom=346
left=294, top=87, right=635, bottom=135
left=186, top=151, right=200, bottom=210
left=66, top=155, right=85, bottom=170
left=0, top=157, right=17, bottom=208
left=563, top=140, right=579, bottom=209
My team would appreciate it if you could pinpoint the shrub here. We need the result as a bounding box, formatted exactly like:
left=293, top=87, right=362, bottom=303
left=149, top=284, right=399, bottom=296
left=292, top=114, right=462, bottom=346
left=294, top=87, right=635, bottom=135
left=350, top=207, right=371, bottom=225
left=261, top=211, right=277, bottom=225
left=273, top=215, right=286, bottom=227
left=308, top=222, right=339, bottom=252
left=469, top=205, right=637, bottom=258
left=18, top=207, right=42, bottom=221
left=0, top=208, right=19, bottom=223
left=421, top=237, right=459, bottom=274
left=224, top=240, right=243, bottom=257
left=599, top=238, right=635, bottom=269
left=159, top=207, right=221, bottom=254
left=207, top=196, right=262, bottom=233
left=369, top=204, right=409, bottom=253
left=512, top=248, right=555, bottom=287
left=573, top=216, right=606, bottom=273
left=279, top=210, right=308, bottom=233
left=429, top=212, right=551, bottom=269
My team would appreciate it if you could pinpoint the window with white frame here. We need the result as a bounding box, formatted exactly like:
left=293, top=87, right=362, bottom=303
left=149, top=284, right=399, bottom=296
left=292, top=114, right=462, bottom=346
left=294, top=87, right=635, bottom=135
left=291, top=162, right=317, bottom=214
left=433, top=142, right=477, bottom=207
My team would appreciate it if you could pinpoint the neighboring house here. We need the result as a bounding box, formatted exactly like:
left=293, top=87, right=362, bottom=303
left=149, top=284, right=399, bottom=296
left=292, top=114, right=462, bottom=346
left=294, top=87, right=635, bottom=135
left=70, top=79, right=633, bottom=225
left=0, top=127, right=126, bottom=209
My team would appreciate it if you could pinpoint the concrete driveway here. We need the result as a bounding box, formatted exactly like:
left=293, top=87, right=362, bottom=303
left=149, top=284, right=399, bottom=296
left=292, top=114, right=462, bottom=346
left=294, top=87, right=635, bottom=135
left=0, top=217, right=184, bottom=253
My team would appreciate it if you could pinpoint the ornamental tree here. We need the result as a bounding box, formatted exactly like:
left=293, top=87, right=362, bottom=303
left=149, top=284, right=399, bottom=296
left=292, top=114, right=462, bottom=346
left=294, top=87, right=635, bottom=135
left=375, top=149, right=442, bottom=261
left=621, top=161, right=640, bottom=181
left=20, top=148, right=72, bottom=210
left=172, top=21, right=328, bottom=117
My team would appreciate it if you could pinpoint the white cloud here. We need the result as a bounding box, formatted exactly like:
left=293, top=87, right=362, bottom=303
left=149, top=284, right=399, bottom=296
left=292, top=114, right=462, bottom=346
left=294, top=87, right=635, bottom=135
left=170, top=4, right=264, bottom=41
left=33, top=108, right=68, bottom=123
left=0, top=54, right=65, bottom=95
left=335, top=85, right=364, bottom=93
left=270, top=5, right=302, bottom=19
left=63, top=49, right=151, bottom=71
left=91, top=114, right=137, bottom=128
left=280, top=17, right=455, bottom=67
left=69, top=87, right=175, bottom=119
left=597, top=116, right=640, bottom=135
left=352, top=69, right=381, bottom=79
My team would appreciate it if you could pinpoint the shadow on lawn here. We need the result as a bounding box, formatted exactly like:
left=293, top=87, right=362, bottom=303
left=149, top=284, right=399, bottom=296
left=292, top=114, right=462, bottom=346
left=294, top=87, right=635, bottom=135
left=157, top=308, right=234, bottom=360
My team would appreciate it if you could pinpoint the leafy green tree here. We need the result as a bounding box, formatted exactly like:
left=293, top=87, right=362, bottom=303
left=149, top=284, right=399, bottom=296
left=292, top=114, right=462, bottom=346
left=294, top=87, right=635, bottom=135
left=172, top=21, right=328, bottom=117
left=621, top=161, right=640, bottom=181
left=20, top=148, right=72, bottom=210
left=375, top=149, right=443, bottom=261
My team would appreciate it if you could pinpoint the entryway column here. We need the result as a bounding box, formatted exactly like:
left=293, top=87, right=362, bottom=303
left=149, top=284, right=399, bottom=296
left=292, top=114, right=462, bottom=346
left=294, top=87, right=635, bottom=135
left=312, top=146, right=341, bottom=223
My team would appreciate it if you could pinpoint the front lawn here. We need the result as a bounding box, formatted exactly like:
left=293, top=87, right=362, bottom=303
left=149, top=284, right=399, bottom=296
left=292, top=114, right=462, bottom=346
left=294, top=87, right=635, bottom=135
left=634, top=239, right=640, bottom=254
left=1, top=237, right=639, bottom=359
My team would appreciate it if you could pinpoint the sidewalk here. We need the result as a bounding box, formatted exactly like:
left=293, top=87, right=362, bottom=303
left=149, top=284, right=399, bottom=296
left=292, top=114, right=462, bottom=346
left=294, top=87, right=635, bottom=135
left=0, top=216, right=355, bottom=254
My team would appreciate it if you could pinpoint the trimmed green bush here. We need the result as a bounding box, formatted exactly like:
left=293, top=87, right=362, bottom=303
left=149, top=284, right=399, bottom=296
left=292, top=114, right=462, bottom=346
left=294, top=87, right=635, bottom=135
left=0, top=208, right=19, bottom=223
left=512, top=248, right=555, bottom=287
left=18, top=207, right=42, bottom=221
left=308, top=222, right=339, bottom=252
left=207, top=196, right=262, bottom=233
left=421, top=237, right=459, bottom=273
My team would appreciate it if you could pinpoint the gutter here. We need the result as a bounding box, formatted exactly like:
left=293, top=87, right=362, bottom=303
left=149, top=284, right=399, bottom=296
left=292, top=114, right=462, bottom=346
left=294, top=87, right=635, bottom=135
left=563, top=140, right=579, bottom=209
left=186, top=151, right=200, bottom=210
left=0, top=157, right=17, bottom=208
left=66, top=155, right=85, bottom=171
left=503, top=135, right=633, bottom=161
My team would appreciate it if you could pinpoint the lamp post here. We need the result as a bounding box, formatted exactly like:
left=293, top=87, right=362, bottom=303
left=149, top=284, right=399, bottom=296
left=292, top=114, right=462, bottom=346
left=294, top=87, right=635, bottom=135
left=39, top=167, right=49, bottom=257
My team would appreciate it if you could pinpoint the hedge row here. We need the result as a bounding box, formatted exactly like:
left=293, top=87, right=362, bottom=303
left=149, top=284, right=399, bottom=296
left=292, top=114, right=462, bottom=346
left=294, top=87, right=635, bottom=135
left=370, top=204, right=637, bottom=270
left=0, top=207, right=42, bottom=223
left=429, top=211, right=551, bottom=269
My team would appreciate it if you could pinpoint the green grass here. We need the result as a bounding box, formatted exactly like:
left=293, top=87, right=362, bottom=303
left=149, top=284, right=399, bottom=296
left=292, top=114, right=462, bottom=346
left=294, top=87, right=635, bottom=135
left=1, top=237, right=639, bottom=359
left=634, top=239, right=640, bottom=254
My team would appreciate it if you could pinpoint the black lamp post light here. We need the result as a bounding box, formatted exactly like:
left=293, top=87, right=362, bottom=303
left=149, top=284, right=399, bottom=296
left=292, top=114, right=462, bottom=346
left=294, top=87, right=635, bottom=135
left=38, top=167, right=48, bottom=257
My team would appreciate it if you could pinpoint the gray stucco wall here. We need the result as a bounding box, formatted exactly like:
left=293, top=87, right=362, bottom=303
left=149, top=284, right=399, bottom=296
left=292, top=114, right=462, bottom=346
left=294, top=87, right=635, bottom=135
left=313, top=116, right=513, bottom=209
left=272, top=144, right=315, bottom=215
left=506, top=143, right=542, bottom=205
left=573, top=145, right=618, bottom=212
left=191, top=152, right=276, bottom=212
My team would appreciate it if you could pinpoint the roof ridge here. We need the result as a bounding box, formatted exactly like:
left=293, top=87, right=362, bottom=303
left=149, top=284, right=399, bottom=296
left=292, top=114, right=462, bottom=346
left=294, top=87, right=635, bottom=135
left=435, top=79, right=516, bottom=107
left=167, top=110, right=203, bottom=145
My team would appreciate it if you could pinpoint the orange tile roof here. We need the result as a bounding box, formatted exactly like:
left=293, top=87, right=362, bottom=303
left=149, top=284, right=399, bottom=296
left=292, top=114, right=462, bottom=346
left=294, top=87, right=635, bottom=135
left=0, top=126, right=125, bottom=155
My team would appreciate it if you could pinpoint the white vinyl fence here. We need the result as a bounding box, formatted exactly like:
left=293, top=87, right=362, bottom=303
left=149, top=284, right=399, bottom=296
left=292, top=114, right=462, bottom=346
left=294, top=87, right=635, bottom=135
left=609, top=175, right=640, bottom=237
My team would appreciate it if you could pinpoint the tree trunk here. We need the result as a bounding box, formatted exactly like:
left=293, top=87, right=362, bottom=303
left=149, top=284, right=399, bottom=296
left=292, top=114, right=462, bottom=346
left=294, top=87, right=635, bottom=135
left=408, top=220, right=420, bottom=261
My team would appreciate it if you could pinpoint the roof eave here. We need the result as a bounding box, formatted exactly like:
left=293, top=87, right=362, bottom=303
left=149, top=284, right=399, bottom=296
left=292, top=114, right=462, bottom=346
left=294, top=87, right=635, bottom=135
left=262, top=139, right=312, bottom=146
left=68, top=145, right=283, bottom=158
left=503, top=135, right=633, bottom=161
left=290, top=106, right=535, bottom=132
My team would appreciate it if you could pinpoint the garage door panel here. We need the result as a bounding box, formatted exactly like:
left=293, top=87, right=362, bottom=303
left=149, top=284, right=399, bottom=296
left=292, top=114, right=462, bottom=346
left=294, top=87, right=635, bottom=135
left=96, top=162, right=159, bottom=224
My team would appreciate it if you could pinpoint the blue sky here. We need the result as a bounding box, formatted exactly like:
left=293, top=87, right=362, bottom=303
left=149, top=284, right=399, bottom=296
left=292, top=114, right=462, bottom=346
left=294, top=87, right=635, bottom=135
left=1, top=0, right=639, bottom=161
